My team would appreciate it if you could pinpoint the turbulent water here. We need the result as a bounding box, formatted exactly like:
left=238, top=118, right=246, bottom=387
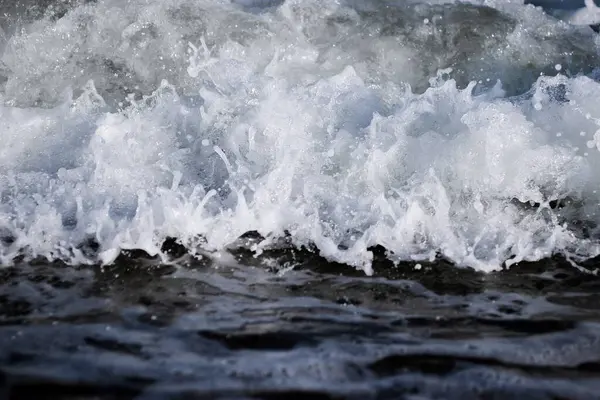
left=2, top=0, right=600, bottom=399
left=1, top=0, right=600, bottom=273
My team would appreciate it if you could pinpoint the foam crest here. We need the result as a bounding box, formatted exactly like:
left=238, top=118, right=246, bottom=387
left=0, top=0, right=600, bottom=273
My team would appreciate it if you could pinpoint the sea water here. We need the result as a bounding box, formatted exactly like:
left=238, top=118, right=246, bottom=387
left=2, top=2, right=600, bottom=398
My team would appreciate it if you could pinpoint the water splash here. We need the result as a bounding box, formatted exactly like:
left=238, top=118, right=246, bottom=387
left=0, top=0, right=600, bottom=273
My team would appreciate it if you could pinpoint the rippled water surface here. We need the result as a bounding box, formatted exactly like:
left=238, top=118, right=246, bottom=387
left=2, top=0, right=600, bottom=398
left=3, top=250, right=600, bottom=399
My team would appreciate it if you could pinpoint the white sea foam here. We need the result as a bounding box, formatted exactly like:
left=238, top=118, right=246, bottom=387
left=0, top=0, right=600, bottom=273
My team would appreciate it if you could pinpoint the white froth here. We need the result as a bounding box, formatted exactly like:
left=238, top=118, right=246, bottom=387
left=0, top=0, right=599, bottom=273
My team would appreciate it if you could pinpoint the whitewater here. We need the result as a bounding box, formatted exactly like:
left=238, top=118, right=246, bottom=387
left=1, top=0, right=600, bottom=274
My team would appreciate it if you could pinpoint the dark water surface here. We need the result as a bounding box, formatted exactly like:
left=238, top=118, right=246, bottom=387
left=2, top=248, right=600, bottom=399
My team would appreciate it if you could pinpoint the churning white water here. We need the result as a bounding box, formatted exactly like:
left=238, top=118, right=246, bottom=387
left=1, top=0, right=600, bottom=273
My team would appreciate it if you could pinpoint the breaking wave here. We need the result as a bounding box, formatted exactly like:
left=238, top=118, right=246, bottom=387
left=1, top=0, right=600, bottom=274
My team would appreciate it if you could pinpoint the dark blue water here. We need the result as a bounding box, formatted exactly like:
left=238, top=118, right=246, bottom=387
left=2, top=249, right=600, bottom=399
